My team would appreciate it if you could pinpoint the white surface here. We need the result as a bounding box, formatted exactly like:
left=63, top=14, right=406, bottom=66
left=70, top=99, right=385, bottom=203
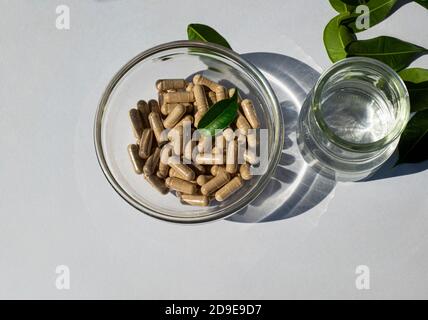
left=1, top=0, right=428, bottom=299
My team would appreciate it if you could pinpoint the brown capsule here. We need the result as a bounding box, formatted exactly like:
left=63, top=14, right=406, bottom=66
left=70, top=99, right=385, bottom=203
left=241, top=99, right=260, bottom=129
left=244, top=150, right=259, bottom=165
left=143, top=147, right=161, bottom=176
left=236, top=111, right=251, bottom=135
left=128, top=144, right=144, bottom=175
left=138, top=128, right=153, bottom=159
left=215, top=176, right=243, bottom=202
left=163, top=104, right=186, bottom=129
left=186, top=82, right=194, bottom=92
left=193, top=74, right=221, bottom=91
left=168, top=156, right=195, bottom=181
left=173, top=115, right=194, bottom=129
left=208, top=91, right=217, bottom=105
left=201, top=170, right=230, bottom=196
left=197, top=135, right=212, bottom=153
left=215, top=86, right=227, bottom=102
left=156, top=79, right=186, bottom=91
left=210, top=165, right=221, bottom=176
left=145, top=174, right=168, bottom=194
left=162, top=103, right=193, bottom=115
left=240, top=163, right=253, bottom=180
left=228, top=88, right=242, bottom=103
left=157, top=144, right=173, bottom=179
left=193, top=85, right=209, bottom=110
left=166, top=177, right=197, bottom=194
left=183, top=140, right=196, bottom=163
left=196, top=175, right=213, bottom=186
left=194, top=109, right=207, bottom=127
left=168, top=127, right=184, bottom=155
left=148, top=99, right=161, bottom=114
left=190, top=163, right=206, bottom=175
left=181, top=194, right=210, bottom=206
left=137, top=100, right=151, bottom=128
left=169, top=167, right=186, bottom=180
left=148, top=112, right=168, bottom=145
left=195, top=153, right=224, bottom=165
left=226, top=140, right=238, bottom=174
left=129, top=109, right=144, bottom=139
left=164, top=91, right=195, bottom=103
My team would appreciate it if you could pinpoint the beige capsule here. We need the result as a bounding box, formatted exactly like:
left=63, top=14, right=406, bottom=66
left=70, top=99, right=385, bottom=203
left=215, top=176, right=244, bottom=202
left=161, top=103, right=193, bottom=115
left=236, top=111, right=251, bottom=135
left=201, top=170, right=230, bottom=196
left=168, top=126, right=184, bottom=155
left=193, top=85, right=209, bottom=110
left=194, top=109, right=208, bottom=127
left=196, top=175, right=213, bottom=186
left=156, top=79, right=186, bottom=91
left=241, top=99, right=260, bottom=129
left=145, top=174, right=168, bottom=194
left=223, top=128, right=236, bottom=141
left=128, top=144, right=144, bottom=175
left=173, top=115, right=194, bottom=129
left=208, top=91, right=217, bottom=105
left=143, top=147, right=161, bottom=176
left=166, top=177, right=197, bottom=194
left=163, top=104, right=186, bottom=129
left=164, top=91, right=195, bottom=104
left=129, top=109, right=144, bottom=139
left=239, top=163, right=253, bottom=180
left=157, top=144, right=173, bottom=179
left=137, top=100, right=151, bottom=128
left=138, top=128, right=153, bottom=159
left=247, top=130, right=258, bottom=149
left=215, top=86, right=228, bottom=102
left=244, top=150, right=259, bottom=165
left=193, top=74, right=221, bottom=91
left=183, top=140, right=197, bottom=163
left=195, top=153, right=224, bottom=165
left=168, top=156, right=195, bottom=181
left=228, top=88, right=242, bottom=103
left=186, top=82, right=194, bottom=92
left=190, top=163, right=206, bottom=175
left=181, top=194, right=210, bottom=206
left=210, top=165, right=221, bottom=176
left=197, top=135, right=213, bottom=153
left=169, top=167, right=187, bottom=180
left=148, top=99, right=161, bottom=114
left=226, top=140, right=238, bottom=174
left=148, top=112, right=168, bottom=145
left=213, top=135, right=226, bottom=155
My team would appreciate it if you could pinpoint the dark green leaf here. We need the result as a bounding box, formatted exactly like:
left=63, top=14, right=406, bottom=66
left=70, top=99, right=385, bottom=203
left=346, top=0, right=397, bottom=33
left=415, top=0, right=428, bottom=9
left=346, top=36, right=428, bottom=71
left=324, top=14, right=357, bottom=62
left=329, top=0, right=357, bottom=12
left=197, top=91, right=239, bottom=136
left=396, top=110, right=428, bottom=165
left=187, top=24, right=232, bottom=49
left=399, top=68, right=428, bottom=112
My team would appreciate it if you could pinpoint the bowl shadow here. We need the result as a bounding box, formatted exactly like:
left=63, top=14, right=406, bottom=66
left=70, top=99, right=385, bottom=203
left=227, top=52, right=336, bottom=223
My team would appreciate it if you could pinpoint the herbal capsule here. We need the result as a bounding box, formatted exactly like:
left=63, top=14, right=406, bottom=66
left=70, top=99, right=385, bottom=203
left=186, top=83, right=194, bottom=92
left=210, top=165, right=221, bottom=176
left=137, top=100, right=151, bottom=128
left=244, top=150, right=259, bottom=165
left=156, top=79, right=186, bottom=91
left=183, top=140, right=196, bottom=162
left=173, top=115, right=194, bottom=129
left=138, top=128, right=154, bottom=159
left=148, top=112, right=168, bottom=145
left=164, top=92, right=195, bottom=103
left=157, top=144, right=173, bottom=179
left=193, top=85, right=209, bottom=110
left=247, top=130, right=258, bottom=149
left=166, top=177, right=197, bottom=194
left=168, top=156, right=195, bottom=181
left=181, top=194, right=209, bottom=206
left=236, top=111, right=251, bottom=135
left=128, top=144, right=144, bottom=175
left=208, top=91, right=217, bottom=105
left=240, top=163, right=253, bottom=180
left=215, top=176, right=243, bottom=202
left=194, top=110, right=207, bottom=127
left=201, top=170, right=230, bottom=196
left=129, top=109, right=144, bottom=139
left=197, top=135, right=212, bottom=153
left=195, top=153, right=224, bottom=165
left=145, top=174, right=168, bottom=194
left=223, top=128, right=235, bottom=141
left=228, top=88, right=242, bottom=103
left=163, top=104, right=186, bottom=129
left=169, top=167, right=187, bottom=180
left=196, top=175, right=213, bottom=186
left=241, top=99, right=260, bottom=129
left=143, top=147, right=161, bottom=176
left=190, top=163, right=206, bottom=175
left=193, top=74, right=221, bottom=91
left=226, top=140, right=238, bottom=174
left=148, top=99, right=161, bottom=114
left=213, top=135, right=226, bottom=155
left=162, top=103, right=193, bottom=115
left=215, top=86, right=227, bottom=102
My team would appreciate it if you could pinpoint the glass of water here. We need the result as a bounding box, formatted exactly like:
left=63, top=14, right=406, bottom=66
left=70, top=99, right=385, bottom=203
left=298, top=57, right=410, bottom=181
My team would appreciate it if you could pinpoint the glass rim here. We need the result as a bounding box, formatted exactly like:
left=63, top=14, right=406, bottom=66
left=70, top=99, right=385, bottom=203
left=311, top=57, right=410, bottom=153
left=93, top=40, right=284, bottom=224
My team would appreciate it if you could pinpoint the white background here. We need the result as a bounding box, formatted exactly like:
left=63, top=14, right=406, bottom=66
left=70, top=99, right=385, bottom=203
left=0, top=0, right=427, bottom=299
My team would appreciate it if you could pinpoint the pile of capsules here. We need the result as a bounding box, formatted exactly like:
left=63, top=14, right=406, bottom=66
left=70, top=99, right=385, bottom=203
left=127, top=75, right=260, bottom=207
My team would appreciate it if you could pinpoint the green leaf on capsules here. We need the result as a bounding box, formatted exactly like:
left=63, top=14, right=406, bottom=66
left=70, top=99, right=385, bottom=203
left=187, top=24, right=232, bottom=49
left=197, top=91, right=239, bottom=136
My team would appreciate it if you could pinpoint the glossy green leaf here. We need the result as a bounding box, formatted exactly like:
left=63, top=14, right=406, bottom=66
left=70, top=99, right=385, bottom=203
left=197, top=91, right=239, bottom=136
left=329, top=0, right=357, bottom=12
left=187, top=24, right=232, bottom=49
left=346, top=36, right=428, bottom=71
left=399, top=68, right=428, bottom=112
left=415, top=0, right=428, bottom=9
left=346, top=0, right=397, bottom=33
left=324, top=14, right=357, bottom=62
left=396, top=110, right=428, bottom=165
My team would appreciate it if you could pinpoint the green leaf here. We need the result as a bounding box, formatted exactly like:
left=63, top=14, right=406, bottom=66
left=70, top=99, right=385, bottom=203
left=197, top=91, right=239, bottom=136
left=396, top=110, right=428, bottom=165
left=329, top=0, right=357, bottom=12
left=415, top=0, right=428, bottom=9
left=346, top=36, right=428, bottom=71
left=187, top=24, right=232, bottom=49
left=399, top=68, right=428, bottom=112
left=324, top=14, right=357, bottom=62
left=346, top=0, right=397, bottom=33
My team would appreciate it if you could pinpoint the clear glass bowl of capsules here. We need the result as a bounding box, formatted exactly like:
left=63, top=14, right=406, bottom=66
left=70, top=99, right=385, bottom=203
left=298, top=57, right=410, bottom=181
left=94, top=41, right=284, bottom=223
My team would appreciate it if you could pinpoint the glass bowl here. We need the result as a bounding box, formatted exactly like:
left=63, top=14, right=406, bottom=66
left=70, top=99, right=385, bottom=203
left=94, top=41, right=283, bottom=223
